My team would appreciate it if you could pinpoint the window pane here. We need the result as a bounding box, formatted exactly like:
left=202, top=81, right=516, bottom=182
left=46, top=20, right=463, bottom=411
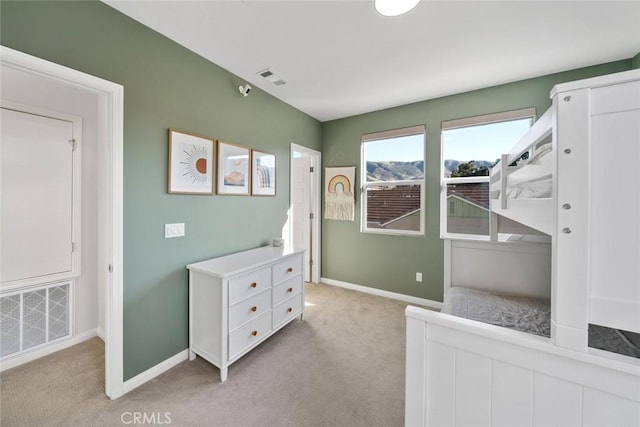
left=443, top=118, right=531, bottom=178
left=365, top=184, right=421, bottom=232
left=365, top=134, right=424, bottom=182
left=446, top=182, right=489, bottom=235
left=362, top=127, right=425, bottom=235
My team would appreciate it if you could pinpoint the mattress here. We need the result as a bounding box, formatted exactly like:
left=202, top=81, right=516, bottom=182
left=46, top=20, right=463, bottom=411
left=441, top=287, right=550, bottom=337
left=442, top=286, right=640, bottom=358
left=505, top=176, right=552, bottom=198
left=503, top=140, right=553, bottom=199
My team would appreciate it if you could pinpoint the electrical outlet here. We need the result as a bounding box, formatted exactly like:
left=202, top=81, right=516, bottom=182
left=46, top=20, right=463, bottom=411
left=416, top=272, right=423, bottom=282
left=165, top=223, right=185, bottom=238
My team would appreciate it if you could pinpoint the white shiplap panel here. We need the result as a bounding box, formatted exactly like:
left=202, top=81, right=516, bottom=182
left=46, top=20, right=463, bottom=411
left=533, top=373, right=582, bottom=427
left=492, top=361, right=533, bottom=427
left=427, top=341, right=455, bottom=427
left=582, top=388, right=640, bottom=427
left=455, top=350, right=491, bottom=427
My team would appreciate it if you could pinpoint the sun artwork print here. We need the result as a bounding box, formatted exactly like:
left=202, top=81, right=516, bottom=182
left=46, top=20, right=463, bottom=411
left=182, top=145, right=209, bottom=184
left=168, top=129, right=214, bottom=194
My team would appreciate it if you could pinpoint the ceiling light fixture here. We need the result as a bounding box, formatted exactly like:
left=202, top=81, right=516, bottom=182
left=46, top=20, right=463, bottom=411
left=374, top=0, right=420, bottom=17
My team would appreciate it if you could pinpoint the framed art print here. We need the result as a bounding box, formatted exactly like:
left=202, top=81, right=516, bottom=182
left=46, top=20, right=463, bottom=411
left=324, top=166, right=355, bottom=221
left=251, top=150, right=276, bottom=196
left=168, top=129, right=214, bottom=194
left=217, top=140, right=250, bottom=195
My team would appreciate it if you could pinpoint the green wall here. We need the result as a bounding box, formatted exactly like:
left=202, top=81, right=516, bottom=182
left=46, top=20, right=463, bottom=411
left=0, top=1, right=321, bottom=380
left=633, top=52, right=640, bottom=69
left=321, top=60, right=632, bottom=303
left=2, top=0, right=636, bottom=382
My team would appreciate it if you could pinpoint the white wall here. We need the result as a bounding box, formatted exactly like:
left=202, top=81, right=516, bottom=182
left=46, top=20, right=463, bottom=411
left=1, top=66, right=103, bottom=337
left=446, top=239, right=551, bottom=299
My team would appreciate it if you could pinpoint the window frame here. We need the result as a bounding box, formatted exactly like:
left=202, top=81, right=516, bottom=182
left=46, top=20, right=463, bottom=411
left=440, top=108, right=536, bottom=241
left=361, top=125, right=426, bottom=236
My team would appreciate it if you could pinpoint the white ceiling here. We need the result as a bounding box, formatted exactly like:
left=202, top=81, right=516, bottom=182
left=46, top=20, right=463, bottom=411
left=104, top=0, right=640, bottom=122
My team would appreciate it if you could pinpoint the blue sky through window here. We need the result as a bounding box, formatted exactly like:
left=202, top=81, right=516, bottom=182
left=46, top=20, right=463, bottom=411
left=364, top=134, right=424, bottom=162
left=443, top=118, right=531, bottom=163
left=364, top=118, right=529, bottom=165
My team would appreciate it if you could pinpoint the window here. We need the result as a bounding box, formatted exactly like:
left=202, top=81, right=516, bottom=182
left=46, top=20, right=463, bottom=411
left=441, top=108, right=535, bottom=239
left=361, top=125, right=425, bottom=235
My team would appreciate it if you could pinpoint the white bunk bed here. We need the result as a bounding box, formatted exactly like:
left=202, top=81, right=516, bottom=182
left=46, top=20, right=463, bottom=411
left=406, top=69, right=640, bottom=427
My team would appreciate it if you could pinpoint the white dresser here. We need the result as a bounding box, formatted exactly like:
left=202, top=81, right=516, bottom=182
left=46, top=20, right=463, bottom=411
left=186, top=246, right=304, bottom=381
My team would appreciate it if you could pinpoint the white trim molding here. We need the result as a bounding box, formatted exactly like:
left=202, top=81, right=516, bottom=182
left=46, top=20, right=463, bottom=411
left=320, top=277, right=443, bottom=311
left=120, top=350, right=189, bottom=396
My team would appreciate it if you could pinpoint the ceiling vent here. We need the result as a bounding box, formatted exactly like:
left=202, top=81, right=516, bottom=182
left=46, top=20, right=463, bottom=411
left=257, top=68, right=287, bottom=86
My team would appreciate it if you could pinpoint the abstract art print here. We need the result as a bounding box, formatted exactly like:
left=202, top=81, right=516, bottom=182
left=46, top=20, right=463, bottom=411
left=251, top=150, right=276, bottom=196
left=168, top=129, right=214, bottom=194
left=324, top=166, right=355, bottom=221
left=217, top=140, right=250, bottom=195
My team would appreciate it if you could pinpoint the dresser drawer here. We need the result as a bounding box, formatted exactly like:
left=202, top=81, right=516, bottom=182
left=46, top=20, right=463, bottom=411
left=272, top=294, right=303, bottom=329
left=272, top=275, right=302, bottom=307
left=228, top=267, right=271, bottom=305
left=272, top=256, right=303, bottom=284
left=228, top=289, right=271, bottom=332
left=228, top=312, right=272, bottom=360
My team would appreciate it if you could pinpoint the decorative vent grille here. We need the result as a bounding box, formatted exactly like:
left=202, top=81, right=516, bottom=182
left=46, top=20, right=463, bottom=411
left=0, top=282, right=71, bottom=359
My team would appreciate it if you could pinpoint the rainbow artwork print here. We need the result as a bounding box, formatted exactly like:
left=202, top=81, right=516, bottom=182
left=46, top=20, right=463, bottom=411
left=324, top=166, right=355, bottom=221
left=251, top=150, right=276, bottom=196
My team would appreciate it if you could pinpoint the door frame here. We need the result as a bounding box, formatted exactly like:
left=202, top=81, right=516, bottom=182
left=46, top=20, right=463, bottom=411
left=0, top=46, right=125, bottom=399
left=290, top=143, right=321, bottom=283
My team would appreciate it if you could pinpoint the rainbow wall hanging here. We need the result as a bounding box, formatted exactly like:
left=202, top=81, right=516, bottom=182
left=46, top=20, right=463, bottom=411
left=324, top=166, right=356, bottom=221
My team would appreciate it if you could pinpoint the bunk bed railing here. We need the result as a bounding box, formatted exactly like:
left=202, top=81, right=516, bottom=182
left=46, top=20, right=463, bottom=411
left=489, top=107, right=554, bottom=235
left=490, top=107, right=553, bottom=191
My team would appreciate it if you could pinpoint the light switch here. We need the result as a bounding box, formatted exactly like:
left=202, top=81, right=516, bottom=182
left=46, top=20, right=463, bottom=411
left=165, top=223, right=185, bottom=238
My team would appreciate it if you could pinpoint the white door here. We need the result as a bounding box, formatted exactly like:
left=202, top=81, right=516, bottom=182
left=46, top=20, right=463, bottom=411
left=0, top=108, right=75, bottom=285
left=291, top=156, right=312, bottom=282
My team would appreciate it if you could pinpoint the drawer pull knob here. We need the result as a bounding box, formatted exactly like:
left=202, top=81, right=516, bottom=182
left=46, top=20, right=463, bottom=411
left=251, top=330, right=258, bottom=337
left=251, top=306, right=257, bottom=312
left=287, top=287, right=293, bottom=293
left=250, top=282, right=257, bottom=288
left=286, top=267, right=293, bottom=273
left=287, top=307, right=293, bottom=313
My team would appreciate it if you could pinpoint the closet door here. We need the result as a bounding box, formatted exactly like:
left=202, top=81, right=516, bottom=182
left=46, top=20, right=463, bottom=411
left=0, top=108, right=75, bottom=286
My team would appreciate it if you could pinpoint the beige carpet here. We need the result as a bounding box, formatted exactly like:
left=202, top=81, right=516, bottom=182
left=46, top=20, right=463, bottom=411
left=0, top=283, right=409, bottom=427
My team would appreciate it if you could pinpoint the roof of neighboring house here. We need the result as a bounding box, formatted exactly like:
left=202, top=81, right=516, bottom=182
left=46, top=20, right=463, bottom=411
left=446, top=182, right=490, bottom=209
left=367, top=185, right=421, bottom=224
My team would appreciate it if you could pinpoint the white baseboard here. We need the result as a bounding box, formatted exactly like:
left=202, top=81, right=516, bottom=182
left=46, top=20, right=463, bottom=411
left=0, top=328, right=99, bottom=372
left=320, top=277, right=443, bottom=311
left=120, top=349, right=189, bottom=397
